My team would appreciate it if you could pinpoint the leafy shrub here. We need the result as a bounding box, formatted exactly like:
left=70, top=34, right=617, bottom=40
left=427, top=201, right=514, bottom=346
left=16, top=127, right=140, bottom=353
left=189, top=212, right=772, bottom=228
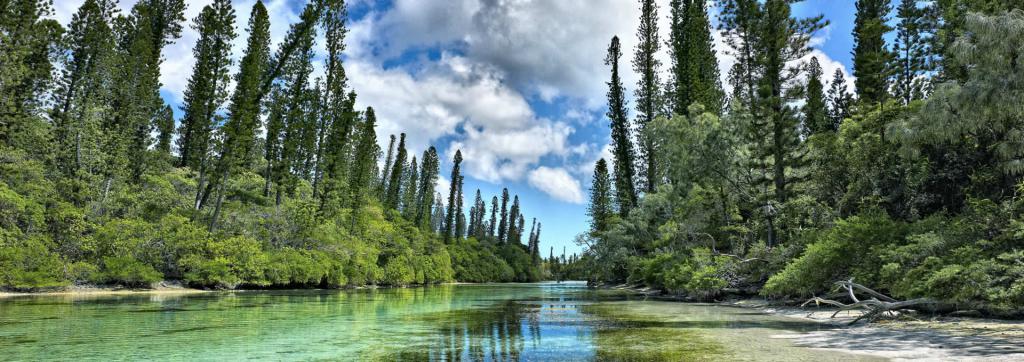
left=99, top=256, right=162, bottom=287
left=763, top=211, right=906, bottom=297
left=0, top=236, right=67, bottom=289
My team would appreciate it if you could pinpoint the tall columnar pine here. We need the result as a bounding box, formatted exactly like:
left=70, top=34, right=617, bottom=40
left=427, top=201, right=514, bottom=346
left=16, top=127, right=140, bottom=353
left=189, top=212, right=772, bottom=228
left=431, top=196, right=445, bottom=233
left=176, top=0, right=236, bottom=172
left=588, top=158, right=613, bottom=236
left=401, top=156, right=419, bottom=219
left=444, top=150, right=463, bottom=243
left=605, top=36, right=638, bottom=216
left=0, top=0, right=62, bottom=151
left=891, top=0, right=934, bottom=105
left=207, top=1, right=270, bottom=206
left=668, top=0, right=723, bottom=115
left=826, top=69, right=853, bottom=128
left=114, top=0, right=186, bottom=183
left=489, top=195, right=499, bottom=238
left=318, top=90, right=358, bottom=215
left=498, top=188, right=510, bottom=243
left=803, top=57, right=828, bottom=135
left=633, top=0, right=661, bottom=193
left=454, top=175, right=466, bottom=240
left=516, top=214, right=525, bottom=245
left=154, top=105, right=174, bottom=155
left=385, top=133, right=407, bottom=211
left=52, top=0, right=119, bottom=187
left=312, top=0, right=350, bottom=198
left=414, top=147, right=440, bottom=229
left=263, top=86, right=286, bottom=198
left=852, top=0, right=892, bottom=105
left=379, top=134, right=396, bottom=200
left=507, top=195, right=521, bottom=243
left=717, top=0, right=761, bottom=108
left=754, top=0, right=825, bottom=245
left=348, top=107, right=379, bottom=211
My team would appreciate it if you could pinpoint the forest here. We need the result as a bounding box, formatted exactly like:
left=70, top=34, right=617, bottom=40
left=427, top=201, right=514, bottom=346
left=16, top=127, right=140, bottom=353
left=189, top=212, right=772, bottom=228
left=0, top=0, right=546, bottom=290
left=576, top=0, right=1024, bottom=315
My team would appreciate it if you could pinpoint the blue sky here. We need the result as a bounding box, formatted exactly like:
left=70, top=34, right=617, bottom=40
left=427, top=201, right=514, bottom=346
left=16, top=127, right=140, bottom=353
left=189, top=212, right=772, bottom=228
left=52, top=0, right=860, bottom=257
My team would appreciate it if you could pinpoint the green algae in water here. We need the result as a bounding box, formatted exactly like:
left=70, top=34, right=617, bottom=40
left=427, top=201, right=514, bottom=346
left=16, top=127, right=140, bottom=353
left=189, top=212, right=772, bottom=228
left=582, top=304, right=727, bottom=361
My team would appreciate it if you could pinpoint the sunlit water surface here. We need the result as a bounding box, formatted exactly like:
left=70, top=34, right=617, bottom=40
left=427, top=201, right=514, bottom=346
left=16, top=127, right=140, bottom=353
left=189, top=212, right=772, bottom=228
left=0, top=282, right=876, bottom=361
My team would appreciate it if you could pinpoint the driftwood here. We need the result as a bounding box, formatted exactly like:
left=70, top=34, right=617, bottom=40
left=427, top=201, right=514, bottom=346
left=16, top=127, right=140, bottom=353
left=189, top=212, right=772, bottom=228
left=801, top=279, right=939, bottom=325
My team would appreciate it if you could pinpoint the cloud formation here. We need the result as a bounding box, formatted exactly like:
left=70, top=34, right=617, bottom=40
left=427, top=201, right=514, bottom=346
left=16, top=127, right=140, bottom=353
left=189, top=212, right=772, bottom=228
left=528, top=166, right=584, bottom=204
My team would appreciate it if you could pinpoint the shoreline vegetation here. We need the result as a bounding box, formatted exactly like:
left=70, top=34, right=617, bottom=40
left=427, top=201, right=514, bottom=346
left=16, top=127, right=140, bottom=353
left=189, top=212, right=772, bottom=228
left=1, top=0, right=555, bottom=293
left=566, top=0, right=1024, bottom=326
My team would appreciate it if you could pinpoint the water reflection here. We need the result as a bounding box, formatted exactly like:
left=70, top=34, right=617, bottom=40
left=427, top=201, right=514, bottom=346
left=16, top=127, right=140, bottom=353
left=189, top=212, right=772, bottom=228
left=0, top=282, right=856, bottom=361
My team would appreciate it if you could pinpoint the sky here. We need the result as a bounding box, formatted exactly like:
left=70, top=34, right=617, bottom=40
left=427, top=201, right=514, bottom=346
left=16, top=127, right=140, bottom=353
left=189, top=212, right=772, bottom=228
left=50, top=0, right=860, bottom=257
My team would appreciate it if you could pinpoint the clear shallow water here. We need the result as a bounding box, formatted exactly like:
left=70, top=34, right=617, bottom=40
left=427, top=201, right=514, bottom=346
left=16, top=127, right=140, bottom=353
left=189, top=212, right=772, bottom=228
left=0, top=282, right=875, bottom=361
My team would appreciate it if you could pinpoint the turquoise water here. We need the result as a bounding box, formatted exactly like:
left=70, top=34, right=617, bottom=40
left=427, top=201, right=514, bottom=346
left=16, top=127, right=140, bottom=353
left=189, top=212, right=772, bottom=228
left=0, top=282, right=874, bottom=361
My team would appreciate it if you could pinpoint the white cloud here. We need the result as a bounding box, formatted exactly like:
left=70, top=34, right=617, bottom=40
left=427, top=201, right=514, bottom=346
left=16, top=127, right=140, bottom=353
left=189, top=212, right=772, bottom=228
left=528, top=166, right=584, bottom=204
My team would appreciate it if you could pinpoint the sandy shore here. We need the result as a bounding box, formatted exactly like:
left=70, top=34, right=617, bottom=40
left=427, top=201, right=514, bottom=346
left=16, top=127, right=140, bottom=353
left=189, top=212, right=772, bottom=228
left=726, top=298, right=1024, bottom=361
left=0, top=281, right=210, bottom=299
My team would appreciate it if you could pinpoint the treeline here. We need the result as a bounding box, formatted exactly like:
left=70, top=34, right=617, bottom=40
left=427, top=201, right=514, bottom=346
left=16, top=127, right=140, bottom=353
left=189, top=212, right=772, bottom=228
left=0, top=0, right=543, bottom=290
left=578, top=0, right=1024, bottom=313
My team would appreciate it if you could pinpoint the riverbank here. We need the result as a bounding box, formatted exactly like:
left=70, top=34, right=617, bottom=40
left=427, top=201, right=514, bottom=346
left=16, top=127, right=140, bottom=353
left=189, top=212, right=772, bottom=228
left=727, top=298, right=1024, bottom=361
left=0, top=281, right=211, bottom=299
left=591, top=284, right=1024, bottom=360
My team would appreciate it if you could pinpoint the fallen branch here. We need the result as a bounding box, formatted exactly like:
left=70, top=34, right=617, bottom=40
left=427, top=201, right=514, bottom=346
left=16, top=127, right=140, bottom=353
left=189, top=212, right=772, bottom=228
left=801, top=279, right=939, bottom=325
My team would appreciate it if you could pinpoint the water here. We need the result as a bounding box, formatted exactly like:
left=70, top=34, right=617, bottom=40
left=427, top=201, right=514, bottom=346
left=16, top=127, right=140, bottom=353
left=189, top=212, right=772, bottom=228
left=0, top=282, right=876, bottom=361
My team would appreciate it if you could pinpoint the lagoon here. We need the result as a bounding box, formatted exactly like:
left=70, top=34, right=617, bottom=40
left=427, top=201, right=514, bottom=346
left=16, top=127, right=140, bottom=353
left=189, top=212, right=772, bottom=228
left=0, top=282, right=876, bottom=361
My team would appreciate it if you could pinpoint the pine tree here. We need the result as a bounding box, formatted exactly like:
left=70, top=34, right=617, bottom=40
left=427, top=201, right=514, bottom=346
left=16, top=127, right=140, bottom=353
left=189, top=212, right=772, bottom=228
left=718, top=0, right=761, bottom=108
left=826, top=69, right=853, bottom=129
left=470, top=190, right=485, bottom=239
left=319, top=90, right=358, bottom=215
left=454, top=175, right=465, bottom=240
left=489, top=195, right=499, bottom=238
left=379, top=134, right=396, bottom=200
left=507, top=195, right=521, bottom=243
left=415, top=147, right=440, bottom=229
left=114, top=0, right=186, bottom=182
left=176, top=0, right=235, bottom=171
left=207, top=0, right=270, bottom=198
left=431, top=195, right=445, bottom=233
left=0, top=0, right=62, bottom=151
left=263, top=86, right=286, bottom=198
left=531, top=222, right=542, bottom=264
left=588, top=158, right=613, bottom=235
left=852, top=0, right=892, bottom=105
left=668, top=0, right=722, bottom=115
left=803, top=57, right=828, bottom=135
left=755, top=0, right=825, bottom=245
left=312, top=0, right=349, bottom=199
left=348, top=107, right=379, bottom=211
left=51, top=0, right=119, bottom=202
left=444, top=150, right=463, bottom=243
left=498, top=188, right=510, bottom=243
left=385, top=133, right=407, bottom=210
left=891, top=0, right=933, bottom=105
left=605, top=36, right=637, bottom=216
left=154, top=105, right=174, bottom=155
left=401, top=156, right=419, bottom=219
left=633, top=0, right=661, bottom=193
left=516, top=214, right=525, bottom=245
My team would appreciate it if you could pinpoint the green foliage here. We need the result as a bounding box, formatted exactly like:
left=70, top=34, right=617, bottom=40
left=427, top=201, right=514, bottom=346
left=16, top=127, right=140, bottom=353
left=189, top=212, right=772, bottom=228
left=0, top=236, right=67, bottom=290
left=99, top=256, right=162, bottom=287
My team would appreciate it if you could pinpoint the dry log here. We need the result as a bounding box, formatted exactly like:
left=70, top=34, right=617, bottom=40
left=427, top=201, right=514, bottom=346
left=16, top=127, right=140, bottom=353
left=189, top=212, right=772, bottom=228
left=801, top=279, right=940, bottom=325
